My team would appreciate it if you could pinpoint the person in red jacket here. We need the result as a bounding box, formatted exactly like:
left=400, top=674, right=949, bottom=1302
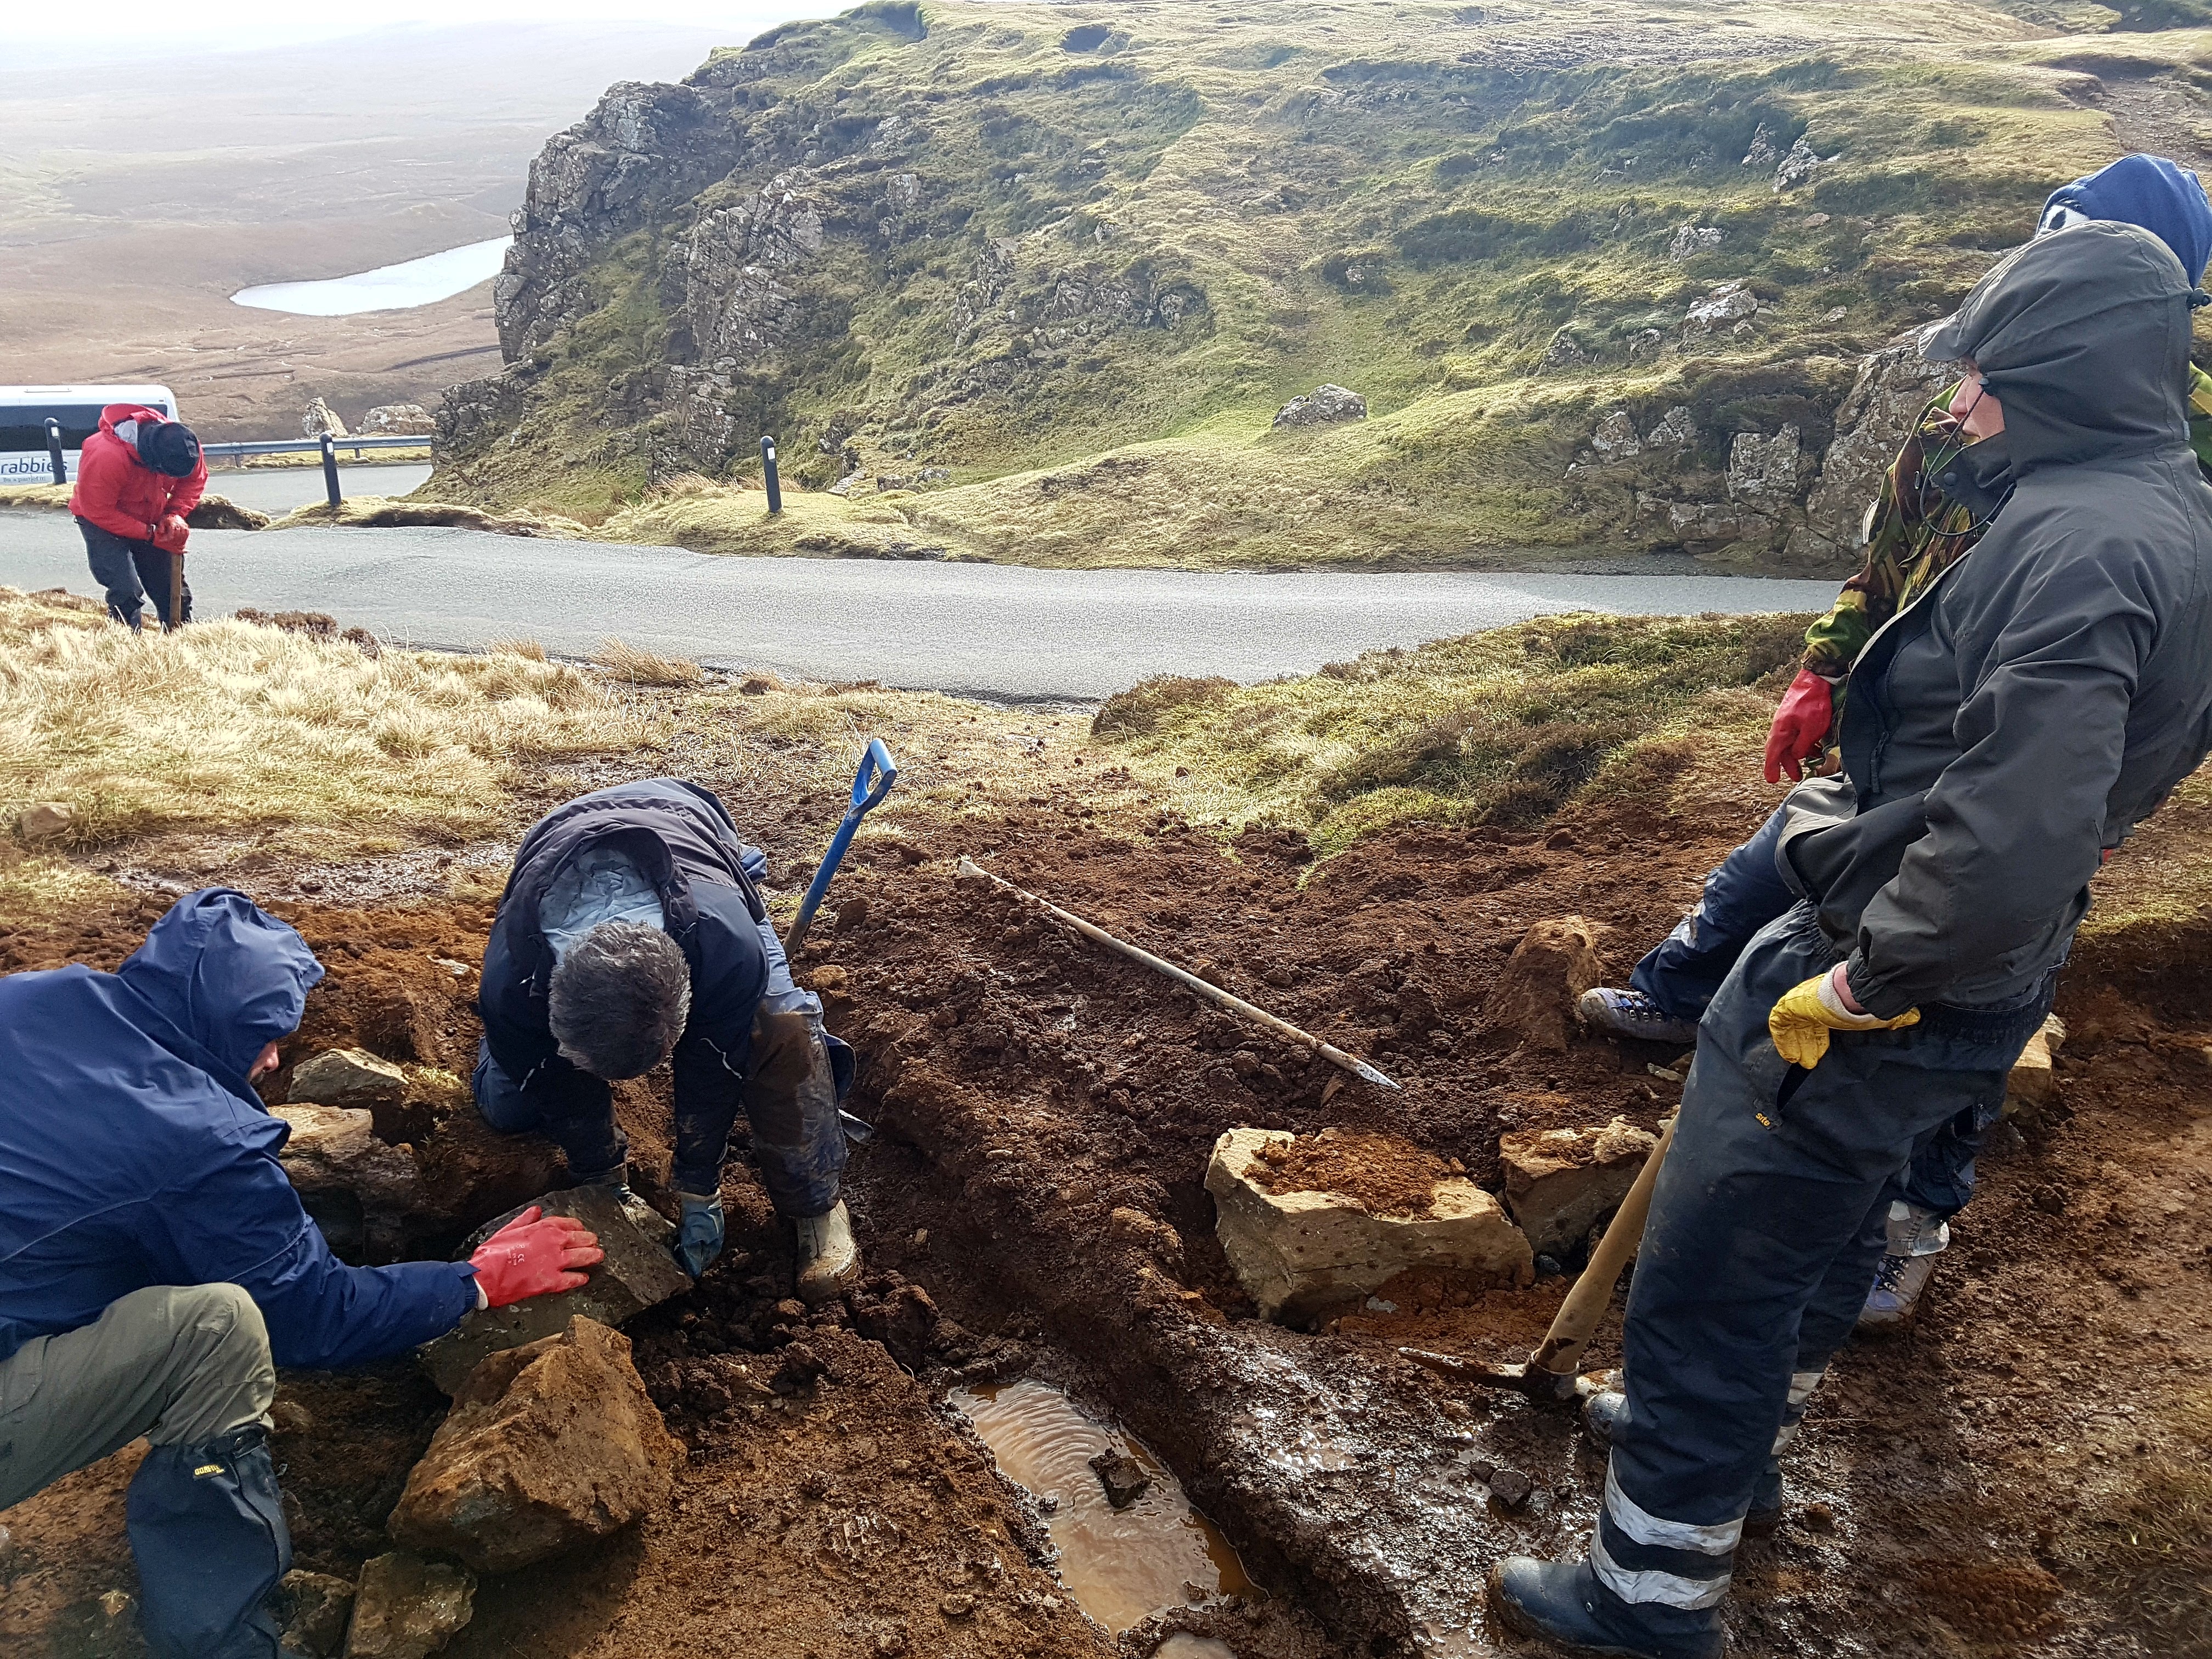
left=69, top=403, right=207, bottom=630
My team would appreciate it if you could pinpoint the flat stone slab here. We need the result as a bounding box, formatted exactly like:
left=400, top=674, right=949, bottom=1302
left=289, top=1047, right=407, bottom=1109
left=1205, top=1127, right=1532, bottom=1323
left=275, top=1105, right=420, bottom=1211
left=418, top=1186, right=691, bottom=1395
left=1499, top=1117, right=1657, bottom=1258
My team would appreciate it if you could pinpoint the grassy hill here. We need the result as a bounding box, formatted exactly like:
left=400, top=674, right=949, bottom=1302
left=428, top=0, right=2212, bottom=571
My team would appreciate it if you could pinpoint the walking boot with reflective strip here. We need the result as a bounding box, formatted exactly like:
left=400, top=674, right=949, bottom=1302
left=1489, top=1557, right=1723, bottom=1659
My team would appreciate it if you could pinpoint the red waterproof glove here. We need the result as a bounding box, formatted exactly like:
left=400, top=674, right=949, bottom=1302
left=153, top=515, right=189, bottom=554
left=466, top=1206, right=603, bottom=1308
left=1763, top=669, right=1836, bottom=784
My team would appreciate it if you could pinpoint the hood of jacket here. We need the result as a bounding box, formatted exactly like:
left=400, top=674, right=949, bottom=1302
left=113, top=888, right=325, bottom=1099
left=98, top=402, right=171, bottom=455
left=1925, top=221, right=2196, bottom=478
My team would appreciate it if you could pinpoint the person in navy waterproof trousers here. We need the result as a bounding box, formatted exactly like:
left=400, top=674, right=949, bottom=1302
left=1491, top=222, right=2212, bottom=1657
left=473, top=777, right=864, bottom=1301
left=0, top=889, right=602, bottom=1658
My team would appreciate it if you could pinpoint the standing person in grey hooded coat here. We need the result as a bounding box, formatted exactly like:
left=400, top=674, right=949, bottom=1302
left=1488, top=220, right=2212, bottom=1659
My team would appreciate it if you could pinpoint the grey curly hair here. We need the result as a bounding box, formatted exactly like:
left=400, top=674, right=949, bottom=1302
left=548, top=922, right=691, bottom=1079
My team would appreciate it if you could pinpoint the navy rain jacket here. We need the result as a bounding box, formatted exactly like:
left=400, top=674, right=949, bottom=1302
left=0, top=889, right=478, bottom=1368
left=478, top=778, right=770, bottom=1195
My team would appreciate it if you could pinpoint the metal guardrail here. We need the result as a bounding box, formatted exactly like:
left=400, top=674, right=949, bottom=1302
left=201, top=435, right=432, bottom=459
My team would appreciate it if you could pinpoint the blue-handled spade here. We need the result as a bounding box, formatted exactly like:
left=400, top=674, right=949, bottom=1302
left=784, top=738, right=899, bottom=953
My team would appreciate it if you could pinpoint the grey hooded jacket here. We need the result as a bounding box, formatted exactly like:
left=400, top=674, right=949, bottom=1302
left=1802, top=222, right=2212, bottom=1017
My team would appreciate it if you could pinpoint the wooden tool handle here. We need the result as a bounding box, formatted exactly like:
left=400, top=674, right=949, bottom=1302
left=1528, top=1112, right=1677, bottom=1376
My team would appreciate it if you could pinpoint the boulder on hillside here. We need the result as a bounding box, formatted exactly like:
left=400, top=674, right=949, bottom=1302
left=341, top=1551, right=472, bottom=1659
left=1273, top=384, right=1368, bottom=428
left=1206, top=1127, right=1532, bottom=1322
left=1684, top=282, right=1758, bottom=333
left=302, top=397, right=349, bottom=439
left=1725, top=426, right=1802, bottom=504
left=17, top=802, right=74, bottom=844
left=362, top=404, right=433, bottom=436
left=1487, top=918, right=1605, bottom=1051
left=1590, top=409, right=1641, bottom=460
left=1666, top=223, right=1724, bottom=262
left=1499, top=1118, right=1658, bottom=1258
left=390, top=1316, right=681, bottom=1572
left=1785, top=325, right=1954, bottom=567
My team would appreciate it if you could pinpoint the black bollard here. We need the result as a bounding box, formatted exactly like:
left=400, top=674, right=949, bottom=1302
left=44, top=419, right=66, bottom=487
left=321, top=432, right=342, bottom=510
left=761, top=434, right=782, bottom=516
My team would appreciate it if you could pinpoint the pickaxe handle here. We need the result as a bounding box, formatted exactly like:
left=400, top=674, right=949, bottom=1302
left=167, top=552, right=184, bottom=633
left=1525, top=1111, right=1677, bottom=1376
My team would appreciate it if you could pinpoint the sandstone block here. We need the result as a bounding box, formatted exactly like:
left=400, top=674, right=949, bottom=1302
left=391, top=1316, right=680, bottom=1572
left=342, top=1552, right=471, bottom=1659
left=279, top=1568, right=356, bottom=1657
left=289, top=1049, right=408, bottom=1110
left=275, top=1106, right=420, bottom=1212
left=418, top=1185, right=692, bottom=1395
left=17, top=802, right=74, bottom=844
left=1489, top=918, right=1604, bottom=1051
left=2004, top=1014, right=2067, bottom=1118
left=1499, top=1118, right=1658, bottom=1258
left=1205, top=1127, right=1532, bottom=1322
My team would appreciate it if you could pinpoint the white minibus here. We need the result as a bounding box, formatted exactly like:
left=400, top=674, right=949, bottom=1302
left=0, top=385, right=179, bottom=484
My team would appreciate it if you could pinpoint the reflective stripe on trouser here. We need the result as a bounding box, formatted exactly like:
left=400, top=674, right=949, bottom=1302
left=1601, top=903, right=2052, bottom=1632
left=1772, top=1367, right=1827, bottom=1454
left=1592, top=1462, right=1739, bottom=1609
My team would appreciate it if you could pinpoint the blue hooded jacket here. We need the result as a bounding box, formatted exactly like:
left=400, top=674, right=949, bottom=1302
left=2041, top=153, right=2212, bottom=285
left=0, top=889, right=479, bottom=1369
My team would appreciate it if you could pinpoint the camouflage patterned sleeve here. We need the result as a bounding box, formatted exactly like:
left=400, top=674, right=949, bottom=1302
left=1798, top=387, right=1960, bottom=679
left=2188, top=363, right=2212, bottom=476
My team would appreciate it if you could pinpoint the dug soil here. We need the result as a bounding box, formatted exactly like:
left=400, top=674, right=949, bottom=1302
left=4, top=743, right=2208, bottom=1657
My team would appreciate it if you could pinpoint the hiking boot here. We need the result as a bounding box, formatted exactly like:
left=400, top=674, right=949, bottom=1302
left=795, top=1200, right=862, bottom=1303
left=1857, top=1250, right=1939, bottom=1331
left=1577, top=988, right=1700, bottom=1047
left=1487, top=1558, right=1723, bottom=1659
left=1585, top=1380, right=1780, bottom=1537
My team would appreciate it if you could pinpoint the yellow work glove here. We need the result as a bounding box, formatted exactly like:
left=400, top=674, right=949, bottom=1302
left=1769, top=966, right=1919, bottom=1068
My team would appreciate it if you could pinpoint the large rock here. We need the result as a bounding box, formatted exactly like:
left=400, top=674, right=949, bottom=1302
left=1684, top=281, right=1758, bottom=333
left=1273, top=383, right=1368, bottom=428
left=1487, top=918, right=1605, bottom=1052
left=289, top=1048, right=407, bottom=1110
left=1784, top=325, right=1954, bottom=568
left=1499, top=1118, right=1658, bottom=1258
left=16, top=802, right=73, bottom=844
left=275, top=1105, right=420, bottom=1212
left=302, top=397, right=349, bottom=439
left=1725, top=426, right=1801, bottom=504
left=279, top=1569, right=357, bottom=1658
left=342, top=1552, right=472, bottom=1659
left=362, top=404, right=433, bottom=436
left=2004, top=1014, right=2067, bottom=1118
left=1205, top=1127, right=1532, bottom=1322
left=417, top=1185, right=692, bottom=1395
left=391, top=1316, right=681, bottom=1571
left=1590, top=409, right=1641, bottom=460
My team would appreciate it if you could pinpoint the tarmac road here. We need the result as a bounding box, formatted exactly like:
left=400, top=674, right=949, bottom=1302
left=0, top=510, right=1843, bottom=700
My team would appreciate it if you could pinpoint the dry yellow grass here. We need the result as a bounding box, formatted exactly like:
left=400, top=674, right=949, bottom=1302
left=0, top=587, right=659, bottom=851
left=596, top=637, right=706, bottom=688
left=484, top=637, right=549, bottom=662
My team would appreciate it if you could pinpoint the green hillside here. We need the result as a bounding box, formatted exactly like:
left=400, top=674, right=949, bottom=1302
left=428, top=0, right=2212, bottom=570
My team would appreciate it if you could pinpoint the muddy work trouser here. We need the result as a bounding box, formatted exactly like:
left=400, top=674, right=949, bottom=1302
left=78, top=517, right=191, bottom=630
left=1595, top=904, right=2052, bottom=1640
left=1628, top=804, right=1994, bottom=1224
left=0, top=1284, right=289, bottom=1658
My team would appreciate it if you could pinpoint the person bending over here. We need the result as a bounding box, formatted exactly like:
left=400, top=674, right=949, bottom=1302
left=0, top=889, right=599, bottom=1659
left=1492, top=221, right=2212, bottom=1659
left=69, top=402, right=207, bottom=630
left=475, top=777, right=862, bottom=1301
left=1576, top=152, right=2212, bottom=1327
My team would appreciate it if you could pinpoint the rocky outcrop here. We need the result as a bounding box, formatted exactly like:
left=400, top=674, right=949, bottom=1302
left=1784, top=325, right=1954, bottom=567
left=1666, top=223, right=1724, bottom=261
left=361, top=404, right=433, bottom=436
left=1726, top=425, right=1802, bottom=504
left=1684, top=281, right=1759, bottom=334
left=1273, top=384, right=1368, bottom=428
left=391, top=1316, right=681, bottom=1571
left=302, top=397, right=349, bottom=438
left=431, top=366, right=531, bottom=468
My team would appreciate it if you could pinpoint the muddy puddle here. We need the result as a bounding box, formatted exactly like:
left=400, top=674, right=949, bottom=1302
left=950, top=1379, right=1256, bottom=1632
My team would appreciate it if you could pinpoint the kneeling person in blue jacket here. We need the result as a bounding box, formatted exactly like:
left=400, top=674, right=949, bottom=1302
left=0, top=889, right=601, bottom=1659
left=473, top=777, right=862, bottom=1302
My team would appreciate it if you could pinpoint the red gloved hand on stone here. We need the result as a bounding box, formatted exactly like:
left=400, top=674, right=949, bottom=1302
left=153, top=515, right=189, bottom=554
left=466, top=1206, right=603, bottom=1308
left=1763, top=669, right=1836, bottom=785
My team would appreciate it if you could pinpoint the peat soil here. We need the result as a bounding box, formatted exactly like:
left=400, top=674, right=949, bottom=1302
left=3, top=752, right=2208, bottom=1658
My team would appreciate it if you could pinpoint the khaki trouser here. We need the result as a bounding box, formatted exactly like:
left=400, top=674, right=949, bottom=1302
left=0, top=1284, right=274, bottom=1510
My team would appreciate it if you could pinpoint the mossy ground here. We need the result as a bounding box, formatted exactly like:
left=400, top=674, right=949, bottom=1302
left=433, top=0, right=2212, bottom=571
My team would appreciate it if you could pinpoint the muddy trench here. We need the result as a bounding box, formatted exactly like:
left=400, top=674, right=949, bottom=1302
left=4, top=781, right=2208, bottom=1659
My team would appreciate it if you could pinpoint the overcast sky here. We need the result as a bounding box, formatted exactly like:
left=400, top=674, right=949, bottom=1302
left=31, top=0, right=845, bottom=57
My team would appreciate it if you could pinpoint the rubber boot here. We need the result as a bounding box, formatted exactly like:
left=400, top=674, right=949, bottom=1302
left=1488, top=1558, right=1723, bottom=1659
left=1585, top=1380, right=1781, bottom=1536
left=795, top=1200, right=862, bottom=1303
left=127, top=1425, right=289, bottom=1658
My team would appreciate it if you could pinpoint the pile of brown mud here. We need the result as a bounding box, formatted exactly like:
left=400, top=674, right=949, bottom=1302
left=1246, top=1130, right=1454, bottom=1218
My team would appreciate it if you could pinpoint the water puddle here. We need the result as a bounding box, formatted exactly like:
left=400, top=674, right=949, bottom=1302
left=232, top=236, right=510, bottom=317
left=950, top=1378, right=1256, bottom=1632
